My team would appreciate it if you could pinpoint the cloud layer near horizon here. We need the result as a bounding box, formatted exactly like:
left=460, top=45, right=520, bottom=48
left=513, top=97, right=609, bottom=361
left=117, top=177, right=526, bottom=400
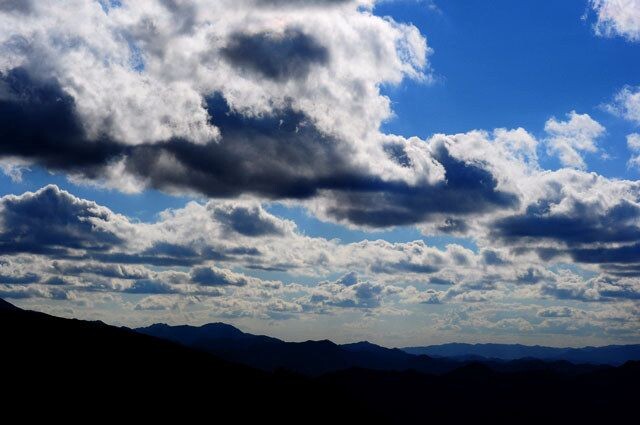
left=0, top=184, right=638, bottom=343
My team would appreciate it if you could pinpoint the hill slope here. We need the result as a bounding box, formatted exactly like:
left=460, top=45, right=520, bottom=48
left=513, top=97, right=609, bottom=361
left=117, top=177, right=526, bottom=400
left=137, top=322, right=619, bottom=375
left=0, top=299, right=373, bottom=422
left=4, top=299, right=639, bottom=423
left=402, top=342, right=640, bottom=365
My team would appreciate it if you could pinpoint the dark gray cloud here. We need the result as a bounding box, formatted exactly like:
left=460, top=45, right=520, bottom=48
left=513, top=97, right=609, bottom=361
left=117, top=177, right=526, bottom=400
left=124, top=279, right=179, bottom=294
left=0, top=68, right=125, bottom=176
left=321, top=145, right=519, bottom=227
left=129, top=94, right=517, bottom=227
left=222, top=29, right=328, bottom=81
left=190, top=266, right=248, bottom=286
left=337, top=271, right=358, bottom=286
left=0, top=69, right=519, bottom=229
left=428, top=276, right=454, bottom=285
left=52, top=261, right=150, bottom=280
left=482, top=250, right=509, bottom=266
left=516, top=267, right=544, bottom=284
left=0, top=185, right=123, bottom=256
left=211, top=204, right=287, bottom=236
left=0, top=0, right=33, bottom=14
left=351, top=282, right=384, bottom=308
left=123, top=93, right=355, bottom=199
left=492, top=199, right=640, bottom=246
left=537, top=307, right=575, bottom=318
left=540, top=278, right=640, bottom=302
left=601, top=264, right=640, bottom=277
left=436, top=218, right=470, bottom=234
left=88, top=243, right=259, bottom=267
left=371, top=260, right=440, bottom=275
left=570, top=243, right=640, bottom=264
left=493, top=196, right=640, bottom=272
left=0, top=272, right=40, bottom=285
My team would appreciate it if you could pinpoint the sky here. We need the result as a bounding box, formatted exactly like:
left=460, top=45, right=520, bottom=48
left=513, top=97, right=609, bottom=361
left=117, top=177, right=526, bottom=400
left=0, top=0, right=640, bottom=347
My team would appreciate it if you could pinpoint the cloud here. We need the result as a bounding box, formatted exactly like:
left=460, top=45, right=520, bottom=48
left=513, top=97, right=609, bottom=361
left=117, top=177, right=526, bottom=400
left=544, top=111, right=605, bottom=169
left=310, top=137, right=520, bottom=227
left=627, top=133, right=640, bottom=170
left=221, top=29, right=329, bottom=81
left=0, top=1, right=534, bottom=229
left=134, top=294, right=199, bottom=311
left=540, top=272, right=640, bottom=302
left=209, top=201, right=294, bottom=237
left=0, top=2, right=541, bottom=230
left=481, top=250, right=510, bottom=266
left=125, top=278, right=181, bottom=294
left=0, top=1, right=429, bottom=196
left=0, top=69, right=126, bottom=175
left=606, top=86, right=640, bottom=124
left=190, top=266, right=249, bottom=286
left=0, top=185, right=125, bottom=256
left=516, top=267, right=547, bottom=285
left=489, top=169, right=640, bottom=264
left=309, top=274, right=399, bottom=309
left=0, top=0, right=33, bottom=15
left=537, top=306, right=576, bottom=318
left=493, top=197, right=640, bottom=247
left=0, top=272, right=39, bottom=285
left=591, top=0, right=640, bottom=41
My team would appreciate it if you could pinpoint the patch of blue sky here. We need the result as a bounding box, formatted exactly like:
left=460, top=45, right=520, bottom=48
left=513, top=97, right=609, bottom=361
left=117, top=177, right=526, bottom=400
left=376, top=0, right=640, bottom=179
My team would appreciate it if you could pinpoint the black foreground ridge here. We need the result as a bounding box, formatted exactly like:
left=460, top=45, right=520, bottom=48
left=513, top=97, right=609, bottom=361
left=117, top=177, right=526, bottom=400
left=2, top=298, right=638, bottom=423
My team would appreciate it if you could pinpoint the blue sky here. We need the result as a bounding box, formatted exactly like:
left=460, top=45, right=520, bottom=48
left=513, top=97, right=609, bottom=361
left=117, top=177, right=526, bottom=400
left=0, top=0, right=639, bottom=347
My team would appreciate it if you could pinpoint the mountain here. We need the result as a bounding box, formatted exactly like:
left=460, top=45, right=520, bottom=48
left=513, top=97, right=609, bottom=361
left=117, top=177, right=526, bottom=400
left=137, top=322, right=614, bottom=376
left=138, top=322, right=467, bottom=375
left=3, top=298, right=639, bottom=422
left=0, top=299, right=373, bottom=422
left=402, top=342, right=640, bottom=365
left=319, top=361, right=640, bottom=423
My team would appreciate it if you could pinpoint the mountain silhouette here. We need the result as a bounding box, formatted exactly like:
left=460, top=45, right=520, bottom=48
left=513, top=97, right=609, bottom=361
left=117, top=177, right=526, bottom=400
left=137, top=322, right=470, bottom=375
left=136, top=321, right=626, bottom=376
left=0, top=298, right=374, bottom=422
left=403, top=342, right=640, bottom=365
left=3, top=298, right=639, bottom=423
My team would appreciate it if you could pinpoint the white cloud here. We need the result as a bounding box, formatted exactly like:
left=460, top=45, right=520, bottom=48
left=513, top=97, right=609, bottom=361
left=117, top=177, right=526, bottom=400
left=591, top=0, right=640, bottom=41
left=544, top=111, right=605, bottom=169
left=626, top=133, right=640, bottom=169
left=606, top=86, right=640, bottom=124
left=0, top=0, right=429, bottom=151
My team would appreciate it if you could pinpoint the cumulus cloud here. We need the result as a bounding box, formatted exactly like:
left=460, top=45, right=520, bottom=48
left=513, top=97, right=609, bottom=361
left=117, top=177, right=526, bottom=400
left=190, top=266, right=249, bottom=287
left=209, top=201, right=295, bottom=237
left=0, top=183, right=637, bottom=343
left=0, top=185, right=127, bottom=256
left=544, top=111, right=605, bottom=169
left=591, top=0, right=640, bottom=41
left=606, top=86, right=640, bottom=124
left=221, top=29, right=329, bottom=81
left=0, top=1, right=428, bottom=192
left=0, top=0, right=539, bottom=229
left=627, top=133, right=640, bottom=170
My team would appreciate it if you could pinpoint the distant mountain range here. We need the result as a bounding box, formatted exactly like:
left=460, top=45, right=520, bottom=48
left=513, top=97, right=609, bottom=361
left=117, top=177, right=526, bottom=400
left=136, top=321, right=640, bottom=375
left=402, top=342, right=640, bottom=365
left=3, top=298, right=639, bottom=423
left=0, top=298, right=374, bottom=422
